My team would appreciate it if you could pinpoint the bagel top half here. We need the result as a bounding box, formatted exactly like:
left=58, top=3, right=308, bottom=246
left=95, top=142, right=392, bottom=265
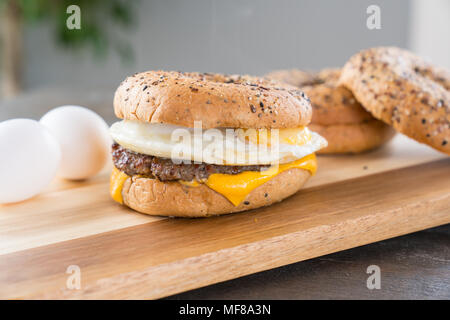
left=114, top=71, right=312, bottom=129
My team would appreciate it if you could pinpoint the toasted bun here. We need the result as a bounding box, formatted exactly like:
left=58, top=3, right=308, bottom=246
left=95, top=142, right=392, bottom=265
left=266, top=68, right=394, bottom=153
left=340, top=47, right=450, bottom=155
left=309, top=120, right=396, bottom=154
left=119, top=168, right=310, bottom=217
left=114, top=71, right=312, bottom=129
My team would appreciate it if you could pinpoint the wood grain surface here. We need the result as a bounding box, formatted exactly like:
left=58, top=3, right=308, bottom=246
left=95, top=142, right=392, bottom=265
left=0, top=135, right=449, bottom=299
left=168, top=224, right=450, bottom=299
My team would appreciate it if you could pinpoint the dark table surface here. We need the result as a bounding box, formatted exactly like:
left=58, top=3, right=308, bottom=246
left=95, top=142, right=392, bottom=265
left=2, top=88, right=449, bottom=300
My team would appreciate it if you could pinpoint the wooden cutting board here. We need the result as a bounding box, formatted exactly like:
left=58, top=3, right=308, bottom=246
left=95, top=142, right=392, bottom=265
left=0, top=134, right=449, bottom=299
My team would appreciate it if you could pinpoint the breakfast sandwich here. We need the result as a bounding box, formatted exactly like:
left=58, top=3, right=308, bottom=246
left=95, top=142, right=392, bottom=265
left=109, top=71, right=327, bottom=217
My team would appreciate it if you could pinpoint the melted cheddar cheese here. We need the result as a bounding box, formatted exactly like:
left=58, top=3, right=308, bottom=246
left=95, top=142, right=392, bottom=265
left=110, top=167, right=129, bottom=204
left=204, top=153, right=316, bottom=206
left=179, top=179, right=201, bottom=187
left=110, top=154, right=317, bottom=206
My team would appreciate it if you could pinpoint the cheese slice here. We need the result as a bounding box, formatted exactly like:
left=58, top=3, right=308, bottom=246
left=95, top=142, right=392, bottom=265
left=110, top=167, right=129, bottom=204
left=110, top=154, right=317, bottom=207
left=179, top=179, right=201, bottom=187
left=204, top=154, right=316, bottom=206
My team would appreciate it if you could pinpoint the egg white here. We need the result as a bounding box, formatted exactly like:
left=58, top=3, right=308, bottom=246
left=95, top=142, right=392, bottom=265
left=110, top=120, right=327, bottom=165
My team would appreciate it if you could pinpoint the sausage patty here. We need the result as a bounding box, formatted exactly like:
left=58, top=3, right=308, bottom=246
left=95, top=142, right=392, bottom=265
left=112, top=143, right=269, bottom=182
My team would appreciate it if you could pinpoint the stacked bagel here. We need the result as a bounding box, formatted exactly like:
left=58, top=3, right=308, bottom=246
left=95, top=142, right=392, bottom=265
left=267, top=68, right=395, bottom=153
left=267, top=47, right=450, bottom=155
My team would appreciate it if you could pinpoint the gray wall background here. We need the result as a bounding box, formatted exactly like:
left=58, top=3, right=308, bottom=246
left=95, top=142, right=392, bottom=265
left=22, top=0, right=416, bottom=91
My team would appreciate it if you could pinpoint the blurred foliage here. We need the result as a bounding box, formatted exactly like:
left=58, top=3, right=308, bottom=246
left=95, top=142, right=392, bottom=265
left=0, top=0, right=139, bottom=63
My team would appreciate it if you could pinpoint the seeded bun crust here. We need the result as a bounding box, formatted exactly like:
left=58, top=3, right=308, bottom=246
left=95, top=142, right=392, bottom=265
left=340, top=47, right=450, bottom=155
left=309, top=120, right=395, bottom=154
left=266, top=68, right=394, bottom=153
left=119, top=168, right=310, bottom=217
left=114, top=71, right=312, bottom=129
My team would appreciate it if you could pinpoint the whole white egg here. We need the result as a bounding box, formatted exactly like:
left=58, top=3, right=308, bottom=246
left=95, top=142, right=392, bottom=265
left=0, top=119, right=61, bottom=203
left=40, top=106, right=111, bottom=180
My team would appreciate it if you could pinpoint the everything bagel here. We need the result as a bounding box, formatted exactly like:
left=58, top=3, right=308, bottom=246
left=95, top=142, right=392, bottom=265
left=340, top=47, right=450, bottom=155
left=114, top=71, right=312, bottom=129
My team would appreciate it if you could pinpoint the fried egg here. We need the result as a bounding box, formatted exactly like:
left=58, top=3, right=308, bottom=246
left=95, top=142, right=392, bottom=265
left=109, top=120, right=327, bottom=165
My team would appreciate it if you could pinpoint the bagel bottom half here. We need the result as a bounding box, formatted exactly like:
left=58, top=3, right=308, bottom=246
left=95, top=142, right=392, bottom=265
left=309, top=119, right=396, bottom=154
left=120, top=168, right=311, bottom=217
